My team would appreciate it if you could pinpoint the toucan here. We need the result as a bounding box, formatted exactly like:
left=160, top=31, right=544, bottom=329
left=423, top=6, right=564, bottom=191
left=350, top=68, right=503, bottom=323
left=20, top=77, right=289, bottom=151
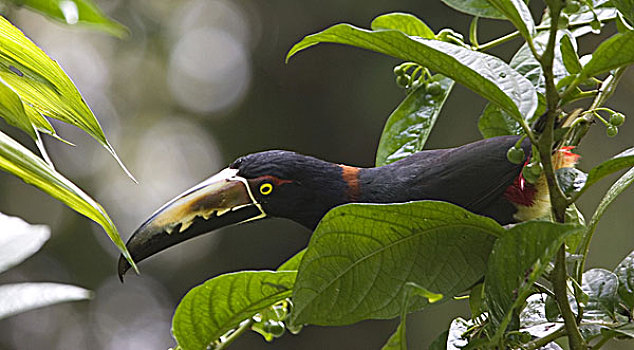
left=117, top=135, right=578, bottom=280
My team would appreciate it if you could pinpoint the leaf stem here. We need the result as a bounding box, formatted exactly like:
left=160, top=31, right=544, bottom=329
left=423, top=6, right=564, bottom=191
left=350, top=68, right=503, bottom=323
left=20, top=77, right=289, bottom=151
left=522, top=326, right=566, bottom=350
left=215, top=318, right=255, bottom=350
left=552, top=246, right=587, bottom=349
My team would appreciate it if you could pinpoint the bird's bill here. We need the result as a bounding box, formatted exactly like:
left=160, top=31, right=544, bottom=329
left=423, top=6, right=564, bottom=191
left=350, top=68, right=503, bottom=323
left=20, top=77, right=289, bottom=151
left=117, top=168, right=266, bottom=280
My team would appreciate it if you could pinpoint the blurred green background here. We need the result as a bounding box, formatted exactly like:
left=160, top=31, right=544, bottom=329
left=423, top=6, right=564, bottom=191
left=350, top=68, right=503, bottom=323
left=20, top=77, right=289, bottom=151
left=0, top=1, right=632, bottom=349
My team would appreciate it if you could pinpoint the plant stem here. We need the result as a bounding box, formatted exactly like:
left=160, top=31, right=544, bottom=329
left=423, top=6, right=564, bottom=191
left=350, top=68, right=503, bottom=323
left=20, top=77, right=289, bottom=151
left=522, top=327, right=566, bottom=350
left=215, top=318, right=254, bottom=350
left=552, top=246, right=587, bottom=349
left=538, top=2, right=587, bottom=349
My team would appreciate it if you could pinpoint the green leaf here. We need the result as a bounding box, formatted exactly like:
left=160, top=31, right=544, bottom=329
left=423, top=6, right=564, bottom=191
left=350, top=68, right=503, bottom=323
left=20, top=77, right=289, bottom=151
left=577, top=31, right=634, bottom=80
left=581, top=147, right=634, bottom=194
left=0, top=212, right=50, bottom=274
left=0, top=78, right=36, bottom=139
left=0, top=282, right=91, bottom=320
left=287, top=23, right=537, bottom=120
left=291, top=201, right=503, bottom=326
left=370, top=13, right=435, bottom=38
left=0, top=17, right=134, bottom=180
left=381, top=321, right=406, bottom=350
left=582, top=268, right=619, bottom=321
left=277, top=249, right=306, bottom=271
left=485, top=0, right=536, bottom=43
left=375, top=74, right=454, bottom=166
left=614, top=250, right=634, bottom=309
left=6, top=0, right=128, bottom=38
left=172, top=271, right=296, bottom=350
left=611, top=0, right=634, bottom=26
left=560, top=34, right=582, bottom=74
left=469, top=283, right=485, bottom=318
left=0, top=129, right=137, bottom=271
left=485, top=221, right=582, bottom=331
left=441, top=0, right=506, bottom=19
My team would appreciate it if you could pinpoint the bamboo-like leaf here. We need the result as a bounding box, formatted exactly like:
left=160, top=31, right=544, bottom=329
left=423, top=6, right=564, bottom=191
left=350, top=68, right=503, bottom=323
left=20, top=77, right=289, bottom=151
left=287, top=23, right=537, bottom=121
left=0, top=212, right=50, bottom=274
left=0, top=77, right=36, bottom=139
left=5, top=0, right=128, bottom=38
left=0, top=129, right=137, bottom=271
left=0, top=17, right=134, bottom=180
left=0, top=282, right=91, bottom=320
left=578, top=147, right=634, bottom=196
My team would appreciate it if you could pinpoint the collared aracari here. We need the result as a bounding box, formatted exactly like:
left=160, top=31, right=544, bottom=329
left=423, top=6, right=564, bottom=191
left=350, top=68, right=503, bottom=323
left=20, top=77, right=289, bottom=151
left=117, top=135, right=578, bottom=280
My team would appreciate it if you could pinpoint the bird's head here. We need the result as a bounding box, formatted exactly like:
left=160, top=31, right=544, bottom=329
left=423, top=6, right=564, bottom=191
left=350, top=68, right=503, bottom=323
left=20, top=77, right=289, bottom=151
left=118, top=150, right=352, bottom=280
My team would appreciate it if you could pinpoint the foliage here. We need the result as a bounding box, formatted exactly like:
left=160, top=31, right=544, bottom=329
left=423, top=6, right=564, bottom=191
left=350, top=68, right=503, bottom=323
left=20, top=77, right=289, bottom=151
left=0, top=2, right=137, bottom=268
left=0, top=213, right=91, bottom=320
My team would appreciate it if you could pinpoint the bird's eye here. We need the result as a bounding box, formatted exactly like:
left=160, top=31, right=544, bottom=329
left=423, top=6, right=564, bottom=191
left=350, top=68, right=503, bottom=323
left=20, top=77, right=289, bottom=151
left=259, top=182, right=273, bottom=195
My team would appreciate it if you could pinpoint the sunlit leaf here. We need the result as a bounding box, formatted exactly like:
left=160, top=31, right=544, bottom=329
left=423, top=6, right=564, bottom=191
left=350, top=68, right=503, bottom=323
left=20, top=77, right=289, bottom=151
left=0, top=78, right=36, bottom=139
left=370, top=13, right=435, bottom=38
left=375, top=74, right=454, bottom=166
left=287, top=23, right=537, bottom=121
left=519, top=294, right=564, bottom=339
left=0, top=129, right=137, bottom=271
left=172, top=271, right=296, bottom=350
left=0, top=282, right=91, bottom=320
left=485, top=221, right=582, bottom=331
left=446, top=317, right=471, bottom=350
left=611, top=0, right=634, bottom=26
left=291, top=201, right=502, bottom=326
left=0, top=17, right=134, bottom=180
left=5, top=0, right=128, bottom=38
left=0, top=213, right=50, bottom=274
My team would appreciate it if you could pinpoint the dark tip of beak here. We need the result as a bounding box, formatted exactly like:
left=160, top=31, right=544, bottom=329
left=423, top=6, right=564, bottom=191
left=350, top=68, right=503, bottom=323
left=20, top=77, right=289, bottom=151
left=117, top=205, right=263, bottom=281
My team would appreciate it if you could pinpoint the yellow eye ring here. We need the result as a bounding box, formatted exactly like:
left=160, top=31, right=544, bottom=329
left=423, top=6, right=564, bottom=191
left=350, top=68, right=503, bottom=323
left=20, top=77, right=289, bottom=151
left=259, top=183, right=273, bottom=195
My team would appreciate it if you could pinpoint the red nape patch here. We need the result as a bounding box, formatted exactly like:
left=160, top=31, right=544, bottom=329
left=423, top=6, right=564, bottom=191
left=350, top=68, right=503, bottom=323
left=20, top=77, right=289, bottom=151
left=504, top=175, right=537, bottom=206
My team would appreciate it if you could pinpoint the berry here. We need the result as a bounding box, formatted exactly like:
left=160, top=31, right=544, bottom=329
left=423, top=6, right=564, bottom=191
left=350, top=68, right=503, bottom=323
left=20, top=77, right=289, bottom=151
left=396, top=75, right=410, bottom=88
left=426, top=81, right=442, bottom=95
left=506, top=146, right=525, bottom=165
left=607, top=125, right=618, bottom=137
left=610, top=112, right=625, bottom=127
left=393, top=65, right=405, bottom=76
left=523, top=162, right=542, bottom=184
left=564, top=1, right=581, bottom=14
left=558, top=14, right=570, bottom=29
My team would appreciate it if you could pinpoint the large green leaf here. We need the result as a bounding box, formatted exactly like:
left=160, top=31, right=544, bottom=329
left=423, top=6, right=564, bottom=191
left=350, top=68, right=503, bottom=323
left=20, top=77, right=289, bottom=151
left=172, top=271, right=296, bottom=350
left=287, top=23, right=537, bottom=121
left=291, top=201, right=503, bottom=326
left=0, top=129, right=136, bottom=271
left=277, top=249, right=306, bottom=271
left=0, top=17, right=134, bottom=180
left=6, top=0, right=127, bottom=37
left=577, top=31, right=634, bottom=80
left=614, top=251, right=634, bottom=309
left=0, top=282, right=91, bottom=320
left=441, top=0, right=506, bottom=19
left=370, top=13, right=435, bottom=38
left=375, top=74, right=454, bottom=166
left=0, top=212, right=50, bottom=274
left=579, top=147, right=634, bottom=195
left=485, top=221, right=582, bottom=331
